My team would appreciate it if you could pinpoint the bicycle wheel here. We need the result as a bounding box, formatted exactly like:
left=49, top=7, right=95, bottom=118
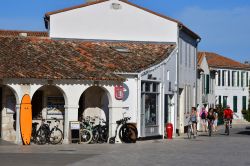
left=208, top=124, right=212, bottom=136
left=80, top=129, right=93, bottom=144
left=92, top=126, right=100, bottom=143
left=100, top=125, right=109, bottom=143
left=119, top=124, right=138, bottom=143
left=36, top=129, right=47, bottom=145
left=50, top=128, right=63, bottom=145
left=226, top=123, right=230, bottom=136
left=187, top=126, right=191, bottom=139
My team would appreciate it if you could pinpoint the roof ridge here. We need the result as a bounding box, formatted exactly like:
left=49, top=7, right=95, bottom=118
left=45, top=0, right=108, bottom=16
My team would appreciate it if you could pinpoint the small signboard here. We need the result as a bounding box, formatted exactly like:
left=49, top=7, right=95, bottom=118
left=70, top=121, right=80, bottom=143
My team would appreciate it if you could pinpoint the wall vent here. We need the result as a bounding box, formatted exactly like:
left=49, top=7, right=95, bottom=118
left=111, top=3, right=122, bottom=10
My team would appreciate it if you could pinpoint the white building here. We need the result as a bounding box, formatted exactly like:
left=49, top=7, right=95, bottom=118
left=44, top=0, right=200, bottom=135
left=0, top=0, right=200, bottom=144
left=197, top=52, right=216, bottom=110
left=198, top=52, right=250, bottom=119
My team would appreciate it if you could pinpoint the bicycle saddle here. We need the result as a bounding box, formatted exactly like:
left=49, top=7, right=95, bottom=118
left=32, top=122, right=39, bottom=125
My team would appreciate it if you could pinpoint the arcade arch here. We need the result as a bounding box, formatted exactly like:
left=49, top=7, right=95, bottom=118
left=78, top=86, right=110, bottom=126
left=31, top=85, right=66, bottom=132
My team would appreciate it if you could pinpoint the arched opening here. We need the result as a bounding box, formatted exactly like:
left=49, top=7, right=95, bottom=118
left=31, top=85, right=65, bottom=134
left=78, top=86, right=110, bottom=126
left=0, top=85, right=18, bottom=141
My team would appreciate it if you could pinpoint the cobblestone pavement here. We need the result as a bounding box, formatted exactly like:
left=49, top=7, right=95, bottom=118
left=0, top=124, right=250, bottom=166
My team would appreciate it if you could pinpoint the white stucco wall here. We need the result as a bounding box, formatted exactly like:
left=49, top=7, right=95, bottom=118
left=49, top=0, right=178, bottom=42
left=178, top=33, right=198, bottom=133
left=215, top=69, right=249, bottom=119
left=197, top=56, right=216, bottom=109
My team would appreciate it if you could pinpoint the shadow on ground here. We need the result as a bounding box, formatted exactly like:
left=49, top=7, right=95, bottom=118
left=236, top=131, right=250, bottom=136
left=0, top=139, right=15, bottom=146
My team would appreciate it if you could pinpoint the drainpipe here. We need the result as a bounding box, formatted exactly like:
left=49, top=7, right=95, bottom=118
left=162, top=63, right=165, bottom=140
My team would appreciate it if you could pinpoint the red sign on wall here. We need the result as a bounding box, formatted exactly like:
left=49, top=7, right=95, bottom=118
left=114, top=85, right=124, bottom=100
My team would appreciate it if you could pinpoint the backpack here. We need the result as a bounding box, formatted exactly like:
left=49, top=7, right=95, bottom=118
left=201, top=111, right=206, bottom=119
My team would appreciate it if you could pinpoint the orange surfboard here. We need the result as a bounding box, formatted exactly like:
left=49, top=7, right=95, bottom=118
left=20, top=94, right=32, bottom=145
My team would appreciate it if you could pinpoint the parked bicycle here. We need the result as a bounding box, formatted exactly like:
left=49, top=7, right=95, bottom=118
left=31, top=122, right=39, bottom=143
left=92, top=117, right=109, bottom=143
left=79, top=116, right=94, bottom=144
left=36, top=118, right=63, bottom=145
left=109, top=117, right=138, bottom=144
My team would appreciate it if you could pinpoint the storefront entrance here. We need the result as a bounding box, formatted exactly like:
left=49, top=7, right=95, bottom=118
left=140, top=81, right=160, bottom=137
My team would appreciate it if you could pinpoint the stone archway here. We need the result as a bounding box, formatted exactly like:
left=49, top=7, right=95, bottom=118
left=0, top=85, right=18, bottom=141
left=31, top=85, right=66, bottom=133
left=78, top=86, right=110, bottom=126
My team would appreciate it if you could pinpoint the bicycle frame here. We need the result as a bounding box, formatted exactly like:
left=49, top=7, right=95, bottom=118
left=224, top=119, right=230, bottom=135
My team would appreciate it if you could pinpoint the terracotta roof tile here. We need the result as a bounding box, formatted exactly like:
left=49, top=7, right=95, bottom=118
left=0, top=30, right=48, bottom=37
left=0, top=37, right=175, bottom=81
left=198, top=52, right=250, bottom=70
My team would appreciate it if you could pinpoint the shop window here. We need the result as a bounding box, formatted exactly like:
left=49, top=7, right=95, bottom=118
left=145, top=82, right=151, bottom=92
left=141, top=82, right=160, bottom=126
left=153, top=83, right=158, bottom=92
left=145, top=94, right=158, bottom=126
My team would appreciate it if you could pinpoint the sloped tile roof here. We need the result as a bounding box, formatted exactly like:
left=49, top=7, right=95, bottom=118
left=0, top=37, right=175, bottom=81
left=0, top=30, right=48, bottom=37
left=44, top=0, right=200, bottom=40
left=198, top=52, right=250, bottom=70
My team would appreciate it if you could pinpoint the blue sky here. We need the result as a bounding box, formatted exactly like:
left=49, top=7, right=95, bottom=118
left=0, top=0, right=249, bottom=63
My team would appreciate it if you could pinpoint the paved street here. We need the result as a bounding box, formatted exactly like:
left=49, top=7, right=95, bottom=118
left=0, top=124, right=250, bottom=166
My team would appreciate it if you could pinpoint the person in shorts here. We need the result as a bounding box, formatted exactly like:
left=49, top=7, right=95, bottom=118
left=213, top=109, right=218, bottom=132
left=199, top=107, right=208, bottom=132
left=190, top=107, right=198, bottom=136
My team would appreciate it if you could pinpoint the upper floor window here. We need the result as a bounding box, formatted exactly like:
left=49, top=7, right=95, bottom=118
left=247, top=72, right=249, bottom=87
left=167, top=70, right=170, bottom=81
left=217, top=70, right=221, bottom=86
left=241, top=72, right=247, bottom=87
left=222, top=70, right=227, bottom=86
left=232, top=71, right=237, bottom=87
left=228, top=70, right=231, bottom=86
left=206, top=74, right=210, bottom=94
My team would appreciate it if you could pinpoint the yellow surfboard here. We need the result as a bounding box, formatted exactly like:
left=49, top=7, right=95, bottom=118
left=20, top=94, right=32, bottom=145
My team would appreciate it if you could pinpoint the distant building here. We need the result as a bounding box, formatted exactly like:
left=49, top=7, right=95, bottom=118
left=198, top=52, right=250, bottom=119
